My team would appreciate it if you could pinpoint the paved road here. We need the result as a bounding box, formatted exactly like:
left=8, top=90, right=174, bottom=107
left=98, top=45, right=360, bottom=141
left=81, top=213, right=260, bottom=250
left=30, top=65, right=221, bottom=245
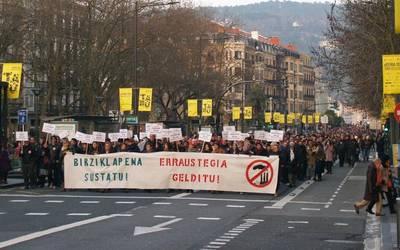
left=0, top=162, right=372, bottom=250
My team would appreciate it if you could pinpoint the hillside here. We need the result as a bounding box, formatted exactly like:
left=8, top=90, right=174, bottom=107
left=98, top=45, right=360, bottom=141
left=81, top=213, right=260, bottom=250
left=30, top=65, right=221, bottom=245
left=204, top=1, right=331, bottom=53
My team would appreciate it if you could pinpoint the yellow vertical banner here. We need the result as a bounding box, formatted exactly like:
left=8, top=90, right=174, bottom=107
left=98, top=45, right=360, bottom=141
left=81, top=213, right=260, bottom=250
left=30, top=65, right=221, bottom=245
left=273, top=112, right=281, bottom=122
left=383, top=95, right=396, bottom=113
left=302, top=115, right=307, bottom=124
left=232, top=107, right=240, bottom=121
left=383, top=55, right=400, bottom=94
left=244, top=107, right=252, bottom=120
left=202, top=99, right=212, bottom=117
left=2, top=63, right=23, bottom=99
left=188, top=99, right=198, bottom=117
left=396, top=0, right=400, bottom=34
left=278, top=114, right=285, bottom=124
left=138, top=88, right=153, bottom=112
left=314, top=113, right=321, bottom=123
left=264, top=112, right=272, bottom=123
left=287, top=113, right=294, bottom=124
left=119, top=88, right=132, bottom=112
left=393, top=144, right=399, bottom=168
left=307, top=115, right=314, bottom=124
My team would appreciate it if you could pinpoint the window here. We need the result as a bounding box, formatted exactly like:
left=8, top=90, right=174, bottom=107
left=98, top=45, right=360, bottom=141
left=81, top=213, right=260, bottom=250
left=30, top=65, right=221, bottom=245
left=290, top=90, right=293, bottom=99
left=234, top=67, right=242, bottom=76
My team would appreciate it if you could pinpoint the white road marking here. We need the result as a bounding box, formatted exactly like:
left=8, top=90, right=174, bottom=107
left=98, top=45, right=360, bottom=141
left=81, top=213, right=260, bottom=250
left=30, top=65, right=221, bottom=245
left=67, top=213, right=91, bottom=216
left=154, top=215, right=176, bottom=219
left=364, top=213, right=382, bottom=249
left=290, top=201, right=331, bottom=205
left=0, top=212, right=5, bottom=215
left=325, top=240, right=362, bottom=244
left=229, top=230, right=243, bottom=233
left=301, top=208, right=321, bottom=211
left=288, top=221, right=309, bottom=224
left=288, top=226, right=295, bottom=229
left=205, top=246, right=220, bottom=249
left=210, top=242, right=226, bottom=245
left=111, top=214, right=134, bottom=217
left=334, top=223, right=349, bottom=226
left=197, top=217, right=221, bottom=221
left=189, top=203, right=208, bottom=206
left=264, top=206, right=283, bottom=209
left=0, top=194, right=276, bottom=203
left=170, top=192, right=192, bottom=198
left=115, top=201, right=136, bottom=204
left=152, top=202, right=172, bottom=205
left=216, top=239, right=230, bottom=242
left=224, top=233, right=239, bottom=236
left=133, top=218, right=183, bottom=236
left=272, top=180, right=316, bottom=208
left=334, top=191, right=338, bottom=194
left=233, top=228, right=246, bottom=231
left=220, top=236, right=234, bottom=239
left=80, top=201, right=100, bottom=204
left=329, top=198, right=334, bottom=201
left=339, top=209, right=354, bottom=213
left=25, top=213, right=49, bottom=216
left=226, top=205, right=245, bottom=208
left=0, top=214, right=119, bottom=248
left=244, top=219, right=264, bottom=222
left=9, top=199, right=29, bottom=203
left=332, top=195, right=337, bottom=198
left=44, top=200, right=64, bottom=203
left=324, top=204, right=330, bottom=208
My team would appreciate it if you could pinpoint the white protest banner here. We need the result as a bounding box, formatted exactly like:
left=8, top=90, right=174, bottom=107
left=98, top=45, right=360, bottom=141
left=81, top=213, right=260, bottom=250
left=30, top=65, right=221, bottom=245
left=128, top=130, right=133, bottom=139
left=92, top=131, right=106, bottom=142
left=268, top=130, right=285, bottom=142
left=74, top=132, right=86, bottom=142
left=223, top=126, right=235, bottom=132
left=159, top=129, right=170, bottom=139
left=222, top=131, right=229, bottom=140
left=254, top=131, right=266, bottom=141
left=56, top=131, right=70, bottom=139
left=64, top=152, right=279, bottom=194
left=168, top=128, right=182, bottom=142
left=119, top=129, right=128, bottom=139
left=139, top=132, right=149, bottom=140
left=16, top=131, right=29, bottom=141
left=227, top=131, right=242, bottom=141
left=81, top=134, right=94, bottom=144
left=108, top=133, right=120, bottom=142
left=241, top=133, right=249, bottom=141
left=42, top=123, right=56, bottom=134
left=145, top=123, right=163, bottom=134
left=321, top=115, right=329, bottom=124
left=198, top=131, right=212, bottom=142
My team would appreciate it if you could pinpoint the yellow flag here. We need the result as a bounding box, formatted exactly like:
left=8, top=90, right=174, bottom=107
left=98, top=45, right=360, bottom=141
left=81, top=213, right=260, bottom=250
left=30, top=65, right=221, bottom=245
left=188, top=99, right=198, bottom=117
left=307, top=115, right=314, bottom=124
left=287, top=113, right=295, bottom=124
left=278, top=114, right=285, bottom=124
left=264, top=112, right=272, bottom=123
left=295, top=113, right=302, bottom=120
left=302, top=115, right=307, bottom=124
left=244, top=107, right=252, bottom=120
left=383, top=55, right=400, bottom=94
left=314, top=113, right=321, bottom=123
left=273, top=112, right=281, bottom=122
left=232, top=107, right=240, bottom=121
left=138, top=88, right=152, bottom=112
left=383, top=95, right=396, bottom=113
left=119, top=88, right=132, bottom=112
left=2, top=63, right=22, bottom=99
left=202, top=99, right=213, bottom=117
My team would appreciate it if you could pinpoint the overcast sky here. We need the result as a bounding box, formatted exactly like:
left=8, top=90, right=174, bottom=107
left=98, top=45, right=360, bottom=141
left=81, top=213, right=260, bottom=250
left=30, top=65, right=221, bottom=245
left=194, top=0, right=331, bottom=6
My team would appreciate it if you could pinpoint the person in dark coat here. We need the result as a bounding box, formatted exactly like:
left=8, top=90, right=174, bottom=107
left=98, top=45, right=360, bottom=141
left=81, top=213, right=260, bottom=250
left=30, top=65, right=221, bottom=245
left=21, top=137, right=39, bottom=189
left=295, top=140, right=307, bottom=180
left=0, top=144, right=11, bottom=184
left=354, top=159, right=381, bottom=215
left=337, top=136, right=347, bottom=167
left=279, top=142, right=289, bottom=185
left=49, top=136, right=61, bottom=188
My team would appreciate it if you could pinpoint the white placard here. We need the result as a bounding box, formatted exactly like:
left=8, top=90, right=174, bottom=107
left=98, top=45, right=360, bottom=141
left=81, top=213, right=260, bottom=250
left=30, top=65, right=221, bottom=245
left=42, top=123, right=56, bottom=134
left=119, top=129, right=128, bottom=139
left=74, top=132, right=86, bottom=142
left=254, top=130, right=266, bottom=141
left=201, top=127, right=212, bottom=132
left=198, top=131, right=212, bottom=142
left=159, top=129, right=170, bottom=139
left=56, top=131, right=70, bottom=139
left=268, top=130, right=284, bottom=142
left=321, top=115, right=329, bottom=124
left=241, top=133, right=249, bottom=141
left=108, top=133, right=120, bottom=142
left=227, top=131, right=242, bottom=141
left=16, top=131, right=29, bottom=142
left=222, top=131, right=229, bottom=140
left=92, top=131, right=106, bottom=142
left=128, top=130, right=133, bottom=139
left=139, top=132, right=149, bottom=140
left=81, top=134, right=94, bottom=144
left=223, top=126, right=236, bottom=132
left=168, top=128, right=182, bottom=142
left=145, top=123, right=163, bottom=134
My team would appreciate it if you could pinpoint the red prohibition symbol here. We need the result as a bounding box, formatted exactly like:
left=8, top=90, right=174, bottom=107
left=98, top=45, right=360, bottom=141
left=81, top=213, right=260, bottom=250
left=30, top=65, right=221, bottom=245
left=245, top=160, right=274, bottom=188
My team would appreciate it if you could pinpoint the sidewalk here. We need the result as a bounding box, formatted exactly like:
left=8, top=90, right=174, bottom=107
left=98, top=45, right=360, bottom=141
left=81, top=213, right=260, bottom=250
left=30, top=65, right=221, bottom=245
left=0, top=178, right=24, bottom=189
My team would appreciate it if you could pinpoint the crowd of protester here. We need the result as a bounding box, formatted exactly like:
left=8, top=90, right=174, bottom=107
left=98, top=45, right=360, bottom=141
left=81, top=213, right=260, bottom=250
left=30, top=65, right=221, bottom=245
left=0, top=126, right=388, bottom=197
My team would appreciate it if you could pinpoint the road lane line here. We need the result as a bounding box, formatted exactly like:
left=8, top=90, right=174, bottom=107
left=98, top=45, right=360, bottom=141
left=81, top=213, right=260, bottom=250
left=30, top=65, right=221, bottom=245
left=153, top=202, right=172, bottom=205
left=264, top=206, right=283, bottom=209
left=233, top=228, right=246, bottom=231
left=154, top=215, right=176, bottom=218
left=115, top=201, right=136, bottom=204
left=324, top=204, right=330, bottom=208
left=170, top=193, right=192, bottom=198
left=325, top=240, right=362, bottom=244
left=288, top=221, right=309, bottom=224
left=216, top=239, right=230, bottom=242
left=290, top=201, right=331, bottom=205
left=67, top=213, right=91, bottom=216
left=189, top=203, right=208, bottom=206
left=9, top=200, right=29, bottom=203
left=340, top=209, right=354, bottom=213
left=44, top=200, right=64, bottom=203
left=226, top=205, right=245, bottom=208
left=229, top=230, right=242, bottom=233
left=301, top=208, right=321, bottom=211
left=0, top=214, right=119, bottom=248
left=210, top=242, right=226, bottom=245
left=224, top=233, right=239, bottom=236
left=25, top=213, right=49, bottom=216
left=334, top=223, right=349, bottom=226
left=205, top=246, right=220, bottom=249
left=244, top=219, right=264, bottom=222
left=220, top=236, right=234, bottom=239
left=80, top=201, right=100, bottom=204
left=288, top=226, right=295, bottom=229
left=111, top=214, right=134, bottom=217
left=197, top=217, right=221, bottom=221
left=0, top=212, right=5, bottom=215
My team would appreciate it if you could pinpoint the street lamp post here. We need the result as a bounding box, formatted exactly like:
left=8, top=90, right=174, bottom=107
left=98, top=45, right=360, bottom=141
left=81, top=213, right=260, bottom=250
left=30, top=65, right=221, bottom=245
left=31, top=87, right=41, bottom=141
